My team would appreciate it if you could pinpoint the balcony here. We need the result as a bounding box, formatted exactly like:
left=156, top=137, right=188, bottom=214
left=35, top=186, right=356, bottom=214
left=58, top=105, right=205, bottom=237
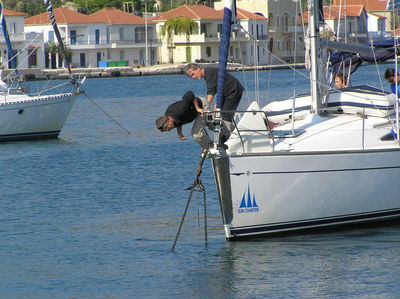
left=281, top=51, right=293, bottom=57
left=68, top=39, right=109, bottom=49
left=257, top=34, right=268, bottom=40
left=0, top=32, right=43, bottom=44
left=110, top=38, right=161, bottom=49
left=172, top=33, right=222, bottom=43
left=281, top=26, right=303, bottom=33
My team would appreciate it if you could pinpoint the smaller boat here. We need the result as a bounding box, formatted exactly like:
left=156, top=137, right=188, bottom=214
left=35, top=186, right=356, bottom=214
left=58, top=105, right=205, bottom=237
left=264, top=86, right=396, bottom=125
left=0, top=0, right=84, bottom=141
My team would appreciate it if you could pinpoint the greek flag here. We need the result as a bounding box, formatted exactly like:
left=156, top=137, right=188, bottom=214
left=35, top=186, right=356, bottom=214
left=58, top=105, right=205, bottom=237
left=0, top=1, right=17, bottom=69
left=387, top=0, right=400, bottom=10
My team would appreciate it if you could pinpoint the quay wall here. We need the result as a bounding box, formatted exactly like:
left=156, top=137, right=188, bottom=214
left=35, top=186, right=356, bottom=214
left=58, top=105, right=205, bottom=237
left=1, top=63, right=305, bottom=81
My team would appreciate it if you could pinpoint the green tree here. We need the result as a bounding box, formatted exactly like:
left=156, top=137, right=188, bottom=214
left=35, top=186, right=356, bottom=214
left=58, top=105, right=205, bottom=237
left=159, top=0, right=198, bottom=12
left=161, top=16, right=198, bottom=63
left=73, top=0, right=124, bottom=13
left=3, top=0, right=64, bottom=15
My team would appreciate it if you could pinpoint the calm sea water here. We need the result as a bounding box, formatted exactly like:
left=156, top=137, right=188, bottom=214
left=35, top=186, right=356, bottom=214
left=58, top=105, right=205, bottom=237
left=1, top=65, right=400, bottom=298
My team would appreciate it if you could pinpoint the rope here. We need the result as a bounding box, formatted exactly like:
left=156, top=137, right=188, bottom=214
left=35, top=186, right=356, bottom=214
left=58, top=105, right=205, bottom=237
left=172, top=149, right=208, bottom=251
left=82, top=92, right=131, bottom=135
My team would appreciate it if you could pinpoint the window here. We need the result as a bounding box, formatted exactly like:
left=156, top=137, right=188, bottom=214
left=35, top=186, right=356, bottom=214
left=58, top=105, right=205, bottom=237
left=9, top=22, right=16, bottom=34
left=269, top=38, right=274, bottom=52
left=48, top=31, right=54, bottom=42
left=70, top=30, right=77, bottom=45
left=95, top=29, right=100, bottom=44
left=378, top=19, right=385, bottom=31
left=277, top=16, right=280, bottom=26
left=201, top=24, right=207, bottom=35
left=206, top=46, right=211, bottom=57
left=119, top=28, right=124, bottom=41
left=135, top=27, right=145, bottom=42
left=217, top=24, right=222, bottom=33
left=282, top=13, right=289, bottom=32
left=120, top=50, right=125, bottom=60
left=268, top=13, right=274, bottom=27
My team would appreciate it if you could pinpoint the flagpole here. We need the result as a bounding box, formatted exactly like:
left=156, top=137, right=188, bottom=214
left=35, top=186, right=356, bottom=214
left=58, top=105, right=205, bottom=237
left=44, top=0, right=71, bottom=76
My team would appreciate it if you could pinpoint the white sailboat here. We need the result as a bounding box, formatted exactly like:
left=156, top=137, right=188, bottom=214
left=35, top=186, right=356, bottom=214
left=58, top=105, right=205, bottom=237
left=0, top=0, right=83, bottom=141
left=208, top=0, right=400, bottom=239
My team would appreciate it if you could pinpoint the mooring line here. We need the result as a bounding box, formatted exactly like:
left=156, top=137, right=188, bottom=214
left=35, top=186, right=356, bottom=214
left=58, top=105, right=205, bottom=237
left=172, top=150, right=209, bottom=251
left=83, top=92, right=131, bottom=135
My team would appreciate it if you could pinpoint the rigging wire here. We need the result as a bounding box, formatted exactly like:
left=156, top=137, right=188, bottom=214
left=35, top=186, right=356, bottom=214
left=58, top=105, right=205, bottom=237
left=236, top=34, right=252, bottom=107
left=82, top=92, right=132, bottom=135
left=239, top=23, right=390, bottom=108
left=265, top=0, right=282, bottom=106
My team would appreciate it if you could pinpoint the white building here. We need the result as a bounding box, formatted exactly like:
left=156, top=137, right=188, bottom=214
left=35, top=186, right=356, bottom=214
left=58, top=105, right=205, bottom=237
left=367, top=12, right=387, bottom=40
left=151, top=4, right=268, bottom=65
left=25, top=7, right=158, bottom=68
left=1, top=8, right=45, bottom=69
left=215, top=0, right=305, bottom=64
left=91, top=8, right=160, bottom=66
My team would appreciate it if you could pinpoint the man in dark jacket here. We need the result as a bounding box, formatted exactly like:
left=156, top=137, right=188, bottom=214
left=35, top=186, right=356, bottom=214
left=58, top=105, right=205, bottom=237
left=184, top=63, right=244, bottom=142
left=156, top=90, right=211, bottom=149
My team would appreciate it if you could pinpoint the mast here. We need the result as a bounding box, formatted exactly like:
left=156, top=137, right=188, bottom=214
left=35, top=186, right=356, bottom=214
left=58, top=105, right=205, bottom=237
left=216, top=0, right=236, bottom=108
left=309, top=0, right=322, bottom=114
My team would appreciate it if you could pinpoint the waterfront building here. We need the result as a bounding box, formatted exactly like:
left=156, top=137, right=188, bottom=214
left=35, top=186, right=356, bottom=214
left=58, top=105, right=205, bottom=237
left=1, top=8, right=45, bottom=69
left=91, top=8, right=160, bottom=66
left=214, top=0, right=305, bottom=64
left=151, top=4, right=268, bottom=65
left=25, top=8, right=106, bottom=68
left=24, top=7, right=158, bottom=69
left=322, top=5, right=369, bottom=43
left=332, top=0, right=391, bottom=40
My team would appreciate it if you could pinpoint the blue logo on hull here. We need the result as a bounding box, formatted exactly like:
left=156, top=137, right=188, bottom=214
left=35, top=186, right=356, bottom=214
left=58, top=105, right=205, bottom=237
left=238, top=185, right=259, bottom=214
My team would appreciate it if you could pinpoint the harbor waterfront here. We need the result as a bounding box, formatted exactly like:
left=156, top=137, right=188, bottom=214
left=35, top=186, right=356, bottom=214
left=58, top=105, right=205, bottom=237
left=1, top=65, right=400, bottom=298
left=1, top=62, right=306, bottom=81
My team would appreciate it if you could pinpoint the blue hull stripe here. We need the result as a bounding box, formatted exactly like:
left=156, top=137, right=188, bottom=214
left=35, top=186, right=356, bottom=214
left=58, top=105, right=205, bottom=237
left=0, top=130, right=60, bottom=141
left=230, top=208, right=400, bottom=237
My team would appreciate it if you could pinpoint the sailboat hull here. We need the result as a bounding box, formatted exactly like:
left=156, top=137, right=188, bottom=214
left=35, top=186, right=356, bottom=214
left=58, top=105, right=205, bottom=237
left=0, top=93, right=76, bottom=141
left=212, top=149, right=400, bottom=239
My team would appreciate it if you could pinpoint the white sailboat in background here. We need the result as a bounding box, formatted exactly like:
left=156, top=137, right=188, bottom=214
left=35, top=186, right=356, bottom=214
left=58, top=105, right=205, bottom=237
left=209, top=0, right=400, bottom=239
left=0, top=0, right=83, bottom=141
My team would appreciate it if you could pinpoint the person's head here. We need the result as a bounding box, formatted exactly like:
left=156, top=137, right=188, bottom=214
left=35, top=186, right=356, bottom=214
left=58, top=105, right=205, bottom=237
left=185, top=63, right=204, bottom=79
left=384, top=68, right=399, bottom=84
left=156, top=115, right=175, bottom=132
left=335, top=74, right=347, bottom=88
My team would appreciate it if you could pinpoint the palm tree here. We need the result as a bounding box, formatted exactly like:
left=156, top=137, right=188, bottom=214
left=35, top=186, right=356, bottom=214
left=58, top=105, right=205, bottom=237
left=161, top=16, right=198, bottom=63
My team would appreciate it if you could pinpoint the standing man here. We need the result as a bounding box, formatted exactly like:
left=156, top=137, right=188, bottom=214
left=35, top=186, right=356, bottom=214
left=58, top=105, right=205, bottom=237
left=155, top=90, right=212, bottom=149
left=185, top=63, right=244, bottom=143
left=384, top=68, right=400, bottom=97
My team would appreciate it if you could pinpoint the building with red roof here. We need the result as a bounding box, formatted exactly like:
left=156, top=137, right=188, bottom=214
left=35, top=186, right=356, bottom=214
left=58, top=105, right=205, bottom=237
left=214, top=0, right=305, bottom=64
left=330, top=0, right=392, bottom=39
left=151, top=4, right=268, bottom=65
left=25, top=7, right=158, bottom=68
left=1, top=8, right=45, bottom=69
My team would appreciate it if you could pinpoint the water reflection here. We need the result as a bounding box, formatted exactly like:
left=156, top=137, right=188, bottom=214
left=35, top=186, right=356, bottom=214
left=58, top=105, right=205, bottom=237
left=198, top=227, right=400, bottom=298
